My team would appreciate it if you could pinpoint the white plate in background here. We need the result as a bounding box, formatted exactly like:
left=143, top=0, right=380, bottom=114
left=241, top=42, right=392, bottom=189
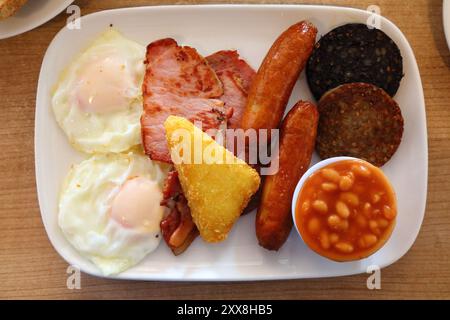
left=444, top=0, right=450, bottom=49
left=0, top=0, right=74, bottom=40
left=35, top=5, right=428, bottom=281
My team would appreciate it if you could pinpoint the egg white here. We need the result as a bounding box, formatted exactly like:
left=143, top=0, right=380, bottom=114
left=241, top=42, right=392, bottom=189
left=52, top=29, right=145, bottom=153
left=58, top=152, right=169, bottom=275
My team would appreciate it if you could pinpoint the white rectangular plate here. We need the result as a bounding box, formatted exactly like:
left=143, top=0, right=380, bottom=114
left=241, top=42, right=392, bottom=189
left=35, top=5, right=428, bottom=281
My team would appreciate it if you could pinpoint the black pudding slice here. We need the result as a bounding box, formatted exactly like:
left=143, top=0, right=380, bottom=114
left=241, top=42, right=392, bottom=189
left=306, top=23, right=403, bottom=100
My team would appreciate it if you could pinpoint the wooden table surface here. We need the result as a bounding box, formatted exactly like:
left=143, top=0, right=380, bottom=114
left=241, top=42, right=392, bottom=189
left=1, top=0, right=449, bottom=300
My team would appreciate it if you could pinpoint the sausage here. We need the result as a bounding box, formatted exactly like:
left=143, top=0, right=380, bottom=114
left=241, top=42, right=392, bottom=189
left=241, top=21, right=317, bottom=131
left=256, top=101, right=319, bottom=251
left=239, top=21, right=317, bottom=215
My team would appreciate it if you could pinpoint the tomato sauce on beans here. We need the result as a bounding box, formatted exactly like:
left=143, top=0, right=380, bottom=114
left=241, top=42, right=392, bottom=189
left=295, top=159, right=397, bottom=262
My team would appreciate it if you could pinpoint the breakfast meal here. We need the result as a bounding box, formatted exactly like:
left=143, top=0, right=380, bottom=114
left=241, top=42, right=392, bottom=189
left=316, top=83, right=404, bottom=167
left=294, top=159, right=397, bottom=262
left=306, top=23, right=404, bottom=101
left=256, top=101, right=318, bottom=251
left=0, top=0, right=27, bottom=20
left=52, top=29, right=146, bottom=154
left=51, top=17, right=407, bottom=275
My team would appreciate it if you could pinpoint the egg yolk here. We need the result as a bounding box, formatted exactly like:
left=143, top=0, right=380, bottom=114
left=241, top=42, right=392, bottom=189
left=111, top=177, right=164, bottom=233
left=75, top=54, right=137, bottom=114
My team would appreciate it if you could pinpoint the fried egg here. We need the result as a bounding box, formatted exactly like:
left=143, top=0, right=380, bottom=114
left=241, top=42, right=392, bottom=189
left=58, top=152, right=168, bottom=275
left=52, top=29, right=145, bottom=153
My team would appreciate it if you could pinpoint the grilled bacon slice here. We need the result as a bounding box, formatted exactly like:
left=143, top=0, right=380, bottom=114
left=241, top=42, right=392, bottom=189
left=160, top=169, right=199, bottom=255
left=141, top=38, right=229, bottom=163
left=206, top=50, right=256, bottom=129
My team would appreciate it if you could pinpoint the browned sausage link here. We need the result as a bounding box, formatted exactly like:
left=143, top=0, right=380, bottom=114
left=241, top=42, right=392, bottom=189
left=241, top=21, right=317, bottom=131
left=256, top=101, right=319, bottom=251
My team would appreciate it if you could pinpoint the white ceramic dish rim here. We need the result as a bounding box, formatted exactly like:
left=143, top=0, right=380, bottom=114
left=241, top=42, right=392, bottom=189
left=35, top=4, right=428, bottom=282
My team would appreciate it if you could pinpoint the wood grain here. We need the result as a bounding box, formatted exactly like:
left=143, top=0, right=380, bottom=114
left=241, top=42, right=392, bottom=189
left=0, top=0, right=449, bottom=300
